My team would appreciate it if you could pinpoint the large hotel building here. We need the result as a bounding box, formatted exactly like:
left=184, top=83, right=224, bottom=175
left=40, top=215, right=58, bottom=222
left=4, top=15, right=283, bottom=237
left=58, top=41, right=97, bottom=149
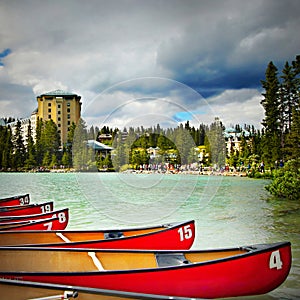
left=36, top=90, right=82, bottom=145
left=6, top=89, right=82, bottom=146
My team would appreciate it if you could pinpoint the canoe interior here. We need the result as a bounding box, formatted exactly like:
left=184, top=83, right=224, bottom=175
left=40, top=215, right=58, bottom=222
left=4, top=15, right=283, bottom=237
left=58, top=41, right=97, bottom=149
left=0, top=227, right=167, bottom=246
left=0, top=248, right=247, bottom=272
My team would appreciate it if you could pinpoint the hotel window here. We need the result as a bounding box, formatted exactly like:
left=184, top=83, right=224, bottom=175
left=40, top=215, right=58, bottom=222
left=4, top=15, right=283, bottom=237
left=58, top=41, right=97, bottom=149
left=67, top=114, right=70, bottom=119
left=48, top=115, right=51, bottom=119
left=67, top=108, right=70, bottom=113
left=48, top=103, right=51, bottom=107
left=58, top=124, right=61, bottom=127
left=58, top=111, right=61, bottom=115
left=58, top=117, right=61, bottom=121
left=67, top=102, right=70, bottom=107
left=48, top=108, right=51, bottom=113
left=58, top=104, right=61, bottom=109
left=67, top=121, right=71, bottom=125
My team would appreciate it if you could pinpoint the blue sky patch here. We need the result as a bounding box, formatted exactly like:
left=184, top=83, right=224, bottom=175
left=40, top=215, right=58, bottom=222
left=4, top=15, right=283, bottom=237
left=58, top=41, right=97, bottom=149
left=0, top=48, right=12, bottom=66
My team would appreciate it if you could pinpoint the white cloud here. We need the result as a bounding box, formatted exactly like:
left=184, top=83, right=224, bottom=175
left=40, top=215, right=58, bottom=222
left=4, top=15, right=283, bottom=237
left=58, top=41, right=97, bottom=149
left=208, top=89, right=264, bottom=128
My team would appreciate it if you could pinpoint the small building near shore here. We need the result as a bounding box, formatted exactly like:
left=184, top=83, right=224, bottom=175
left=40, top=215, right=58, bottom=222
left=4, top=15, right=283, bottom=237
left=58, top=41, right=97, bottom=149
left=87, top=140, right=113, bottom=157
left=224, top=127, right=250, bottom=155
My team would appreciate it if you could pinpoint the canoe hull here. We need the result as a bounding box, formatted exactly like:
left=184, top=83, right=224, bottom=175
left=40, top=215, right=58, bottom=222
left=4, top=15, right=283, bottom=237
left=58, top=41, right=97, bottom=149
left=0, top=208, right=69, bottom=224
left=0, top=211, right=69, bottom=231
left=0, top=242, right=291, bottom=299
left=0, top=194, right=30, bottom=207
left=46, top=220, right=195, bottom=250
left=0, top=220, right=195, bottom=250
left=0, top=202, right=53, bottom=217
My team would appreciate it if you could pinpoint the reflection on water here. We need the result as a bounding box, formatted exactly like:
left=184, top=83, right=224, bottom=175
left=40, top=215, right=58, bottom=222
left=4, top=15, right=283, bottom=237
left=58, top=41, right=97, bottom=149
left=0, top=173, right=299, bottom=299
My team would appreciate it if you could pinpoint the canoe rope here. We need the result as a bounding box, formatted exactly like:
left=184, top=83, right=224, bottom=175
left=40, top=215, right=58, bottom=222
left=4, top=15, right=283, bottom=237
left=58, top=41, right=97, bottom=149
left=56, top=232, right=71, bottom=243
left=88, top=252, right=106, bottom=271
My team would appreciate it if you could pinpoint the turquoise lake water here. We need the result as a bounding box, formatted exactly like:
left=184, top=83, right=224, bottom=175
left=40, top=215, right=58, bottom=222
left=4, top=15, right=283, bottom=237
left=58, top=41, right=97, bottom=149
left=0, top=172, right=299, bottom=299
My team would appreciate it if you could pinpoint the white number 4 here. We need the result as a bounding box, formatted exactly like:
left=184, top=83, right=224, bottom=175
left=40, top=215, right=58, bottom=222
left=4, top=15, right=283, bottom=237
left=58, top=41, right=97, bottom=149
left=178, top=225, right=192, bottom=241
left=269, top=250, right=283, bottom=270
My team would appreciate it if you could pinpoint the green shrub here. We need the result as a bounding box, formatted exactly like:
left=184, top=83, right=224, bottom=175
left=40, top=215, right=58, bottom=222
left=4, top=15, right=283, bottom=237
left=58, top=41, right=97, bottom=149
left=265, top=159, right=300, bottom=200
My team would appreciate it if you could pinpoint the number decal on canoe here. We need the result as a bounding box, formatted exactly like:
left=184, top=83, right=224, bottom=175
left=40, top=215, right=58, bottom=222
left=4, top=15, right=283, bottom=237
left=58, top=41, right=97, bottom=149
left=41, top=204, right=52, bottom=214
left=53, top=212, right=67, bottom=223
left=43, top=222, right=53, bottom=230
left=178, top=225, right=192, bottom=241
left=269, top=250, right=283, bottom=270
left=19, top=195, right=29, bottom=205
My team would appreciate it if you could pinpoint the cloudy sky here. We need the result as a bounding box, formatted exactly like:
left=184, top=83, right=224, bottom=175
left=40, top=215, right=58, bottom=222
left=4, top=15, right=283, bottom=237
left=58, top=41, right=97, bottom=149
left=0, top=0, right=299, bottom=130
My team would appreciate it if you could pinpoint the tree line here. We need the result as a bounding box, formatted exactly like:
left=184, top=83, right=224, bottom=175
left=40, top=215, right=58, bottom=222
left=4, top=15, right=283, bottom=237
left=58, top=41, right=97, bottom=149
left=0, top=55, right=299, bottom=177
left=260, top=55, right=300, bottom=165
left=260, top=55, right=300, bottom=200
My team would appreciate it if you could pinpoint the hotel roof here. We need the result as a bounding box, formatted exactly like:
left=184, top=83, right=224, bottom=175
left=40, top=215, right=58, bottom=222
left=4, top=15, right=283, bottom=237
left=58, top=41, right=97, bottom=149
left=39, top=89, right=79, bottom=96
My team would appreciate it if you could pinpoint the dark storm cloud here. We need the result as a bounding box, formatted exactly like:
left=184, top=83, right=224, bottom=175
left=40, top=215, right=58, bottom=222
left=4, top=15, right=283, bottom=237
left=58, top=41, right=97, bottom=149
left=156, top=0, right=300, bottom=96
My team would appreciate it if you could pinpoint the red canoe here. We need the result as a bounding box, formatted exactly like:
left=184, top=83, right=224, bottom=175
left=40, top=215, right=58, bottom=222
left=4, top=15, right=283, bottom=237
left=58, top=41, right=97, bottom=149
left=0, top=202, right=54, bottom=217
left=0, top=194, right=30, bottom=207
left=0, top=208, right=69, bottom=224
left=0, top=214, right=68, bottom=231
left=0, top=241, right=291, bottom=299
left=0, top=220, right=195, bottom=250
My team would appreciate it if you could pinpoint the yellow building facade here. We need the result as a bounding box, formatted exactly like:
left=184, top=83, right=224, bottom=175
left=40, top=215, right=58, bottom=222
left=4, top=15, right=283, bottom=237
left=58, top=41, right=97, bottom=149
left=36, top=90, right=81, bottom=145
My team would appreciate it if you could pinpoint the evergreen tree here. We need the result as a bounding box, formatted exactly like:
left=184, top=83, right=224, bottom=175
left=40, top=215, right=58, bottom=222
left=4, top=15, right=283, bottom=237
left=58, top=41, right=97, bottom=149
left=260, top=61, right=281, bottom=164
left=65, top=122, right=77, bottom=167
left=0, top=126, right=13, bottom=170
left=41, top=120, right=60, bottom=157
left=24, top=121, right=36, bottom=170
left=12, top=120, right=26, bottom=170
left=42, top=151, right=51, bottom=167
left=112, top=132, right=127, bottom=171
left=286, top=55, right=300, bottom=159
left=174, top=123, right=195, bottom=165
left=207, top=117, right=226, bottom=168
left=61, top=152, right=70, bottom=168
left=35, top=117, right=44, bottom=166
left=72, top=118, right=89, bottom=171
left=285, top=106, right=300, bottom=159
left=280, top=62, right=295, bottom=132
